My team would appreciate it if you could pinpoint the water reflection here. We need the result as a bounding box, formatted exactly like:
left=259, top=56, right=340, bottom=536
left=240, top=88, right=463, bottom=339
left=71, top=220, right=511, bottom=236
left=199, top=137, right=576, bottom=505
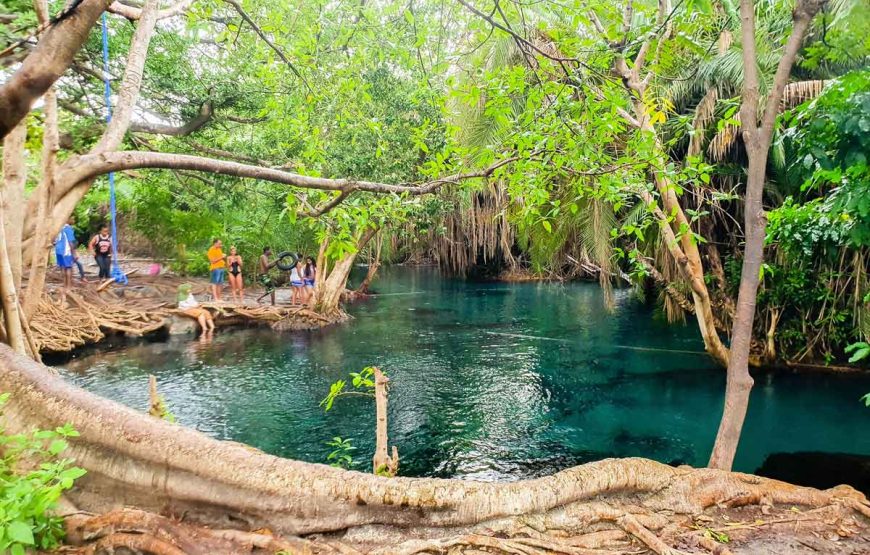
left=59, top=266, right=870, bottom=483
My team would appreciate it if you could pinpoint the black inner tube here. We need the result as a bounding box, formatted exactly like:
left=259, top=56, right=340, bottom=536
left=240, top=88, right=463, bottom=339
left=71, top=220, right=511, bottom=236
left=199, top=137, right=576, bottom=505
left=274, top=251, right=299, bottom=271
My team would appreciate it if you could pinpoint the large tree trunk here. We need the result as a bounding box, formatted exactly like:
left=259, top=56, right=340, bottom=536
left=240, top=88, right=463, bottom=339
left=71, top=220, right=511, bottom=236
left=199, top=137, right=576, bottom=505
left=0, top=344, right=865, bottom=550
left=22, top=92, right=59, bottom=317
left=2, top=122, right=26, bottom=291
left=356, top=231, right=383, bottom=294
left=708, top=0, right=823, bottom=470
left=0, top=0, right=113, bottom=139
left=707, top=156, right=764, bottom=470
left=0, top=193, right=26, bottom=354
left=312, top=227, right=377, bottom=316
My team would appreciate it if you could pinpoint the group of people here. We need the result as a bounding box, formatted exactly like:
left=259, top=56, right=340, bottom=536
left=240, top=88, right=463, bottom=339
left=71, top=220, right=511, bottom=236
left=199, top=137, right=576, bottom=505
left=54, top=217, right=115, bottom=289
left=205, top=239, right=317, bottom=306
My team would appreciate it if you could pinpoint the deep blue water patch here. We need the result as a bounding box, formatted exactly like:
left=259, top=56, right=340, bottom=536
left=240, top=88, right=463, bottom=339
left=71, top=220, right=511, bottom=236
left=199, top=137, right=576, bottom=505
left=58, top=267, right=870, bottom=485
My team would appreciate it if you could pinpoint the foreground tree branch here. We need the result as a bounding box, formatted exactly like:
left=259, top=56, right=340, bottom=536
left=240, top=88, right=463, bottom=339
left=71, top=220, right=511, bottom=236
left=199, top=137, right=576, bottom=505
left=129, top=101, right=214, bottom=136
left=0, top=0, right=113, bottom=139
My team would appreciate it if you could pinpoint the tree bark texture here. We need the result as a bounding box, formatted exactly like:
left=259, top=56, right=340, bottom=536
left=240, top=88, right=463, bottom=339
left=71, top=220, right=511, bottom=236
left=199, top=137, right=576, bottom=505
left=1, top=122, right=26, bottom=291
left=0, top=193, right=26, bottom=354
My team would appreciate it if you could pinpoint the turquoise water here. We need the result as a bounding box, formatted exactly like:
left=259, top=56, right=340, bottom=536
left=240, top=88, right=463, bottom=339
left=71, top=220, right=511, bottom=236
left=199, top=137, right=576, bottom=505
left=59, top=267, right=870, bottom=481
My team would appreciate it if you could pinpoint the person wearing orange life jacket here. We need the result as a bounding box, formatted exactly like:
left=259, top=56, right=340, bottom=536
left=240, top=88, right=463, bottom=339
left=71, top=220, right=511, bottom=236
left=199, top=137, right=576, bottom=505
left=88, top=224, right=113, bottom=279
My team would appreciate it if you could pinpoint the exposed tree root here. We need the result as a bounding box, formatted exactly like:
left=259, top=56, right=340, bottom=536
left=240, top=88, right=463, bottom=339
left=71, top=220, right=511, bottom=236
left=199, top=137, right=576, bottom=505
left=57, top=499, right=869, bottom=554
left=617, top=513, right=687, bottom=555
left=28, top=283, right=341, bottom=353
left=0, top=346, right=865, bottom=554
left=79, top=532, right=188, bottom=555
left=63, top=508, right=330, bottom=554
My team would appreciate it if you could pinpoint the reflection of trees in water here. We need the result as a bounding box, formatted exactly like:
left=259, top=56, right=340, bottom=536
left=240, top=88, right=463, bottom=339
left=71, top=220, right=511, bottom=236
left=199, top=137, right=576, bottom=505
left=54, top=269, right=870, bottom=481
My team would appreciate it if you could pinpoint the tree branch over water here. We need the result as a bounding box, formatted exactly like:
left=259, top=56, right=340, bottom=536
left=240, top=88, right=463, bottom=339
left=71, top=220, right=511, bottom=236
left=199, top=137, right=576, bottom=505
left=61, top=151, right=521, bottom=199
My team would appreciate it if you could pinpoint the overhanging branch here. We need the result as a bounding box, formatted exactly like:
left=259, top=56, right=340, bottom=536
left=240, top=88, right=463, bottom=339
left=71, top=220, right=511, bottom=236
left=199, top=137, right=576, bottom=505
left=130, top=102, right=214, bottom=135
left=0, top=0, right=112, bottom=139
left=300, top=190, right=354, bottom=218
left=60, top=151, right=519, bottom=197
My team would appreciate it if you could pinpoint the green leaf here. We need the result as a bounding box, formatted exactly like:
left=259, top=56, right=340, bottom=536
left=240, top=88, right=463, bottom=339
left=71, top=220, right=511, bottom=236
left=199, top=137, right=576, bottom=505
left=7, top=521, right=35, bottom=545
left=848, top=347, right=870, bottom=363
left=47, top=439, right=68, bottom=456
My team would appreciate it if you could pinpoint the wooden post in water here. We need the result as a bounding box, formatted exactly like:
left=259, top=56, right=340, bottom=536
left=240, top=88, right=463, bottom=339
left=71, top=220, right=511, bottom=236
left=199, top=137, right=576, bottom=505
left=372, top=367, right=398, bottom=476
left=148, top=375, right=161, bottom=418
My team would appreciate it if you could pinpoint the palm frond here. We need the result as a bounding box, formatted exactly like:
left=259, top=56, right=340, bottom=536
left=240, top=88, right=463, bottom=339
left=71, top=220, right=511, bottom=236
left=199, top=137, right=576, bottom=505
left=781, top=80, right=827, bottom=108
left=578, top=197, right=618, bottom=303
left=687, top=88, right=719, bottom=157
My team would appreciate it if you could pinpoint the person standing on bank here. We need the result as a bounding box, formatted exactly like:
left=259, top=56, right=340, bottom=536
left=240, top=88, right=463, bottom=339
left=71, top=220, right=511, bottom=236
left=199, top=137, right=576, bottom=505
left=226, top=246, right=244, bottom=304
left=302, top=256, right=317, bottom=304
left=289, top=258, right=304, bottom=305
left=62, top=216, right=86, bottom=281
left=88, top=224, right=113, bottom=280
left=207, top=239, right=227, bottom=302
left=54, top=220, right=75, bottom=290
left=257, top=246, right=278, bottom=306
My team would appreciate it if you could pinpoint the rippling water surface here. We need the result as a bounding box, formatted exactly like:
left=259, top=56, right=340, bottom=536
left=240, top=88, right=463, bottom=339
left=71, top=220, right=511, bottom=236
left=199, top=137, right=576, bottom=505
left=59, top=267, right=870, bottom=481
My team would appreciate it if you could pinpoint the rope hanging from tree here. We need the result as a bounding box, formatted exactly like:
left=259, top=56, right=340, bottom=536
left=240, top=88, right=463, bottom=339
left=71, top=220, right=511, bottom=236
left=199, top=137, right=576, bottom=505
left=100, top=13, right=127, bottom=285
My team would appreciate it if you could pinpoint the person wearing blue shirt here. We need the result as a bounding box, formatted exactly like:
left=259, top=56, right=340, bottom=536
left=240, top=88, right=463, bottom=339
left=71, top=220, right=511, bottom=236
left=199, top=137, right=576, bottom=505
left=61, top=217, right=86, bottom=281
left=54, top=217, right=76, bottom=290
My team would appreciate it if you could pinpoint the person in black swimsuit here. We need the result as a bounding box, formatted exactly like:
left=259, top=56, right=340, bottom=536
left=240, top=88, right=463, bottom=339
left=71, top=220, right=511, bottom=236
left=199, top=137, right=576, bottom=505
left=226, top=246, right=244, bottom=304
left=88, top=224, right=112, bottom=279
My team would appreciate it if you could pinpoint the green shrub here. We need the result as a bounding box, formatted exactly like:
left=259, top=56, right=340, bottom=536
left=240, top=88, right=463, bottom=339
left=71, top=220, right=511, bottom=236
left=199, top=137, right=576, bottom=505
left=170, top=244, right=211, bottom=277
left=0, top=393, right=86, bottom=554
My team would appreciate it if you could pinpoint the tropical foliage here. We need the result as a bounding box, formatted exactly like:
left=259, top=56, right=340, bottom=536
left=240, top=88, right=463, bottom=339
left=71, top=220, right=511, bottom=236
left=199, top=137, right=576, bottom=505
left=0, top=394, right=85, bottom=555
left=3, top=0, right=867, bottom=365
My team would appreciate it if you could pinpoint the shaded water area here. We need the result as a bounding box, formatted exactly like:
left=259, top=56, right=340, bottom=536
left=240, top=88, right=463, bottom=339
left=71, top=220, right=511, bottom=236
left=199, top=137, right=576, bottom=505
left=59, top=267, right=870, bottom=484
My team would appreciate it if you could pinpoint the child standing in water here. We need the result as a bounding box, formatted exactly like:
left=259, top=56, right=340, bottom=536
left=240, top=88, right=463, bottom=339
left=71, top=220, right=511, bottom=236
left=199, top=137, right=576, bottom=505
left=226, top=246, right=244, bottom=304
